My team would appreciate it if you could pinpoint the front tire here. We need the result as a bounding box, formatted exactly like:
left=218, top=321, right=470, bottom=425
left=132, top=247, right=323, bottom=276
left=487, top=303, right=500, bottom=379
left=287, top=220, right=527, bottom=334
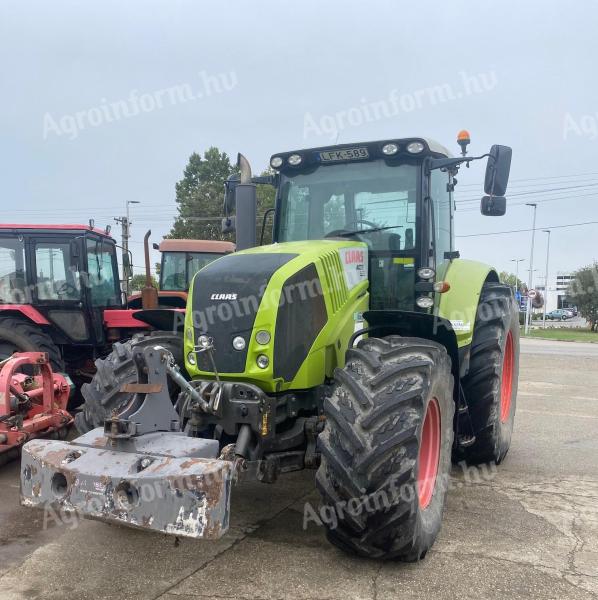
left=316, top=336, right=454, bottom=560
left=75, top=330, right=184, bottom=433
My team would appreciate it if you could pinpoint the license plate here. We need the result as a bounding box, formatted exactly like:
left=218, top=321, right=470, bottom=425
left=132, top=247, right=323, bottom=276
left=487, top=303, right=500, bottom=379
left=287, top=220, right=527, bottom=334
left=319, top=147, right=369, bottom=162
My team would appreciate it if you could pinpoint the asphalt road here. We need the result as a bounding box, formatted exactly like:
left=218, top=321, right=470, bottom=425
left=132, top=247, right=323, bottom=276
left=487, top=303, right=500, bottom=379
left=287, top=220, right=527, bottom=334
left=0, top=337, right=597, bottom=599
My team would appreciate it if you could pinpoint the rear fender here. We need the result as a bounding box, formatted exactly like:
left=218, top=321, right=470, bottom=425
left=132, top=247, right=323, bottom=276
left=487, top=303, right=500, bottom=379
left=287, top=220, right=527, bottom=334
left=0, top=305, right=50, bottom=325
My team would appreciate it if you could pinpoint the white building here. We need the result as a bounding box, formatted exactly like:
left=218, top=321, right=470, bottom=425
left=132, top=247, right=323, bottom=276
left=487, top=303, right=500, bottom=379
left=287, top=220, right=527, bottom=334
left=535, top=272, right=576, bottom=313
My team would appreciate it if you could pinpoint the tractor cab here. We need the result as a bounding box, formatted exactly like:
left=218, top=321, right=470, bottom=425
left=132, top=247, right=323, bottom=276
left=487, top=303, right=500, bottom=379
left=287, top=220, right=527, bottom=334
left=158, top=239, right=235, bottom=292
left=269, top=137, right=510, bottom=312
left=0, top=224, right=122, bottom=349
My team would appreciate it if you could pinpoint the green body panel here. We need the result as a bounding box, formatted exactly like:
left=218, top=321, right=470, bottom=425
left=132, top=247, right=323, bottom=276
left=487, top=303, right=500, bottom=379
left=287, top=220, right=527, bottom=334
left=184, top=240, right=369, bottom=393
left=436, top=259, right=498, bottom=347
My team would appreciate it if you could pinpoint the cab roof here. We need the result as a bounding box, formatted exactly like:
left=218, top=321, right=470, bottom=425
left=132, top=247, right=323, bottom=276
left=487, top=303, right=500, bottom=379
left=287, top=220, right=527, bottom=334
left=0, top=224, right=114, bottom=239
left=158, top=239, right=235, bottom=254
left=270, top=137, right=452, bottom=168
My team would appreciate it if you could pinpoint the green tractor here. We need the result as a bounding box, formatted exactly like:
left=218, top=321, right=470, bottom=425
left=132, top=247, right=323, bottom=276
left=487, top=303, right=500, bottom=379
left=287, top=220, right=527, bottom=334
left=21, top=133, right=518, bottom=561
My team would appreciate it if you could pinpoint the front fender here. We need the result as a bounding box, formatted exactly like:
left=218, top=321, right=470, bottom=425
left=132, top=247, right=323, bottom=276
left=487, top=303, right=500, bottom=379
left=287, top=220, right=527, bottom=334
left=437, top=259, right=499, bottom=348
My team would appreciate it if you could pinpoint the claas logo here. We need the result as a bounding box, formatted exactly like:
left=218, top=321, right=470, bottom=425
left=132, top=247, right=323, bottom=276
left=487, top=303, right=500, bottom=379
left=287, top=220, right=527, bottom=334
left=344, top=249, right=364, bottom=264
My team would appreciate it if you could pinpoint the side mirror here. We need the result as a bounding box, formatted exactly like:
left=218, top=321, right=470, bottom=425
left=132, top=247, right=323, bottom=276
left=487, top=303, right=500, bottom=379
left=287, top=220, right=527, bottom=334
left=481, top=195, right=506, bottom=216
left=69, top=238, right=80, bottom=259
left=223, top=176, right=239, bottom=216
left=484, top=144, right=512, bottom=196
left=221, top=216, right=236, bottom=234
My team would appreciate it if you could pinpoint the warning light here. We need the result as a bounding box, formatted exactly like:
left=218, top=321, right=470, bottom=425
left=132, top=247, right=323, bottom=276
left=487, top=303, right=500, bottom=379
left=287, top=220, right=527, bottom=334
left=457, top=130, right=471, bottom=156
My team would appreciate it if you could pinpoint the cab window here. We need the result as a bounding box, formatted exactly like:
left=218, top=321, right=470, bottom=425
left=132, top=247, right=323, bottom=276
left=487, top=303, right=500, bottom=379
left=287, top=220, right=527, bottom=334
left=430, top=169, right=453, bottom=269
left=0, top=237, right=29, bottom=303
left=86, top=239, right=120, bottom=306
left=35, top=242, right=80, bottom=301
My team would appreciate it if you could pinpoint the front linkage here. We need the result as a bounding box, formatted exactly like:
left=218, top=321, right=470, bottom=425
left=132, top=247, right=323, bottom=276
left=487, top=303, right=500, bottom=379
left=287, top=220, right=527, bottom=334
left=20, top=345, right=268, bottom=539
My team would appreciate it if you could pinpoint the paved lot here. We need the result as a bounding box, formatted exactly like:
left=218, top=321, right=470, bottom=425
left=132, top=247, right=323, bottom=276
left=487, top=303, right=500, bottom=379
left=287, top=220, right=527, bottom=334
left=0, top=338, right=597, bottom=599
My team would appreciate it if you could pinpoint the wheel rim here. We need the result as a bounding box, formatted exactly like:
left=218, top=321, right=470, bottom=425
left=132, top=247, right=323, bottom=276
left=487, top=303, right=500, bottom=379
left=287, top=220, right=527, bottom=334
left=418, top=397, right=441, bottom=509
left=500, top=331, right=514, bottom=423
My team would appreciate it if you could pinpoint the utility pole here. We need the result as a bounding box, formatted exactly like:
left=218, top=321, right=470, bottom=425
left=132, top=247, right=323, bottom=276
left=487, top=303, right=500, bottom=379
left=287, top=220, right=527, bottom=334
left=510, top=258, right=525, bottom=295
left=542, top=229, right=551, bottom=329
left=524, top=203, right=537, bottom=335
left=114, top=200, right=140, bottom=296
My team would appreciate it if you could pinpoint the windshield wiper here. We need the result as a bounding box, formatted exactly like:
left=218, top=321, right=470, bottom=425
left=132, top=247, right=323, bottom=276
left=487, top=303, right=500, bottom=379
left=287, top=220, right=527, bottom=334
left=337, top=225, right=403, bottom=237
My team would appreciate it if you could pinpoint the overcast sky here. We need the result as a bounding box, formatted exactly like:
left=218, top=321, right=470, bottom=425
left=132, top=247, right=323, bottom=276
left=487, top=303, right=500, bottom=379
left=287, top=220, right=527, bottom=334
left=2, top=0, right=597, bottom=287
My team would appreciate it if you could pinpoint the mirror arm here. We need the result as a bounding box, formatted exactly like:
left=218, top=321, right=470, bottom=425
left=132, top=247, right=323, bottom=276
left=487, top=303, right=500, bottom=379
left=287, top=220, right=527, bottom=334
left=259, top=208, right=275, bottom=245
left=427, top=153, right=491, bottom=173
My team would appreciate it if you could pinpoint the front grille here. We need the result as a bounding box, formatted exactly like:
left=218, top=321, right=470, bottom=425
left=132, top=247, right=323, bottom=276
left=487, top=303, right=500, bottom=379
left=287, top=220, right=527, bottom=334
left=319, top=251, right=348, bottom=313
left=191, top=253, right=297, bottom=373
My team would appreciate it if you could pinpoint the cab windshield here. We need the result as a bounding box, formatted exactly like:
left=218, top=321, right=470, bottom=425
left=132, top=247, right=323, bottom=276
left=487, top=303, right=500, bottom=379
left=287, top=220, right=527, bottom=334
left=276, top=161, right=418, bottom=251
left=161, top=252, right=222, bottom=291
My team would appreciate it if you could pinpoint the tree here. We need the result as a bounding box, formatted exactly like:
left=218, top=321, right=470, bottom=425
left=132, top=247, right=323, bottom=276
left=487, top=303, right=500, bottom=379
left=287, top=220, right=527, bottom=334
left=567, top=263, right=598, bottom=331
left=169, top=148, right=276, bottom=245
left=256, top=168, right=276, bottom=244
left=169, top=147, right=237, bottom=241
left=499, top=271, right=527, bottom=293
left=130, top=273, right=158, bottom=292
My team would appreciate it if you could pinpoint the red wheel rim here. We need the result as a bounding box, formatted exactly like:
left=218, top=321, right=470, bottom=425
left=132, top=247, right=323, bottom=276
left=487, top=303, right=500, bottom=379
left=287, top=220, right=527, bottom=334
left=418, top=397, right=441, bottom=509
left=500, top=331, right=514, bottom=423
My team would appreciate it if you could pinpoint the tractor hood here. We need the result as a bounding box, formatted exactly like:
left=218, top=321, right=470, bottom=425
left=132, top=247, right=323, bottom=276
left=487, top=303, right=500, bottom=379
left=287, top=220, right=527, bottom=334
left=183, top=240, right=369, bottom=392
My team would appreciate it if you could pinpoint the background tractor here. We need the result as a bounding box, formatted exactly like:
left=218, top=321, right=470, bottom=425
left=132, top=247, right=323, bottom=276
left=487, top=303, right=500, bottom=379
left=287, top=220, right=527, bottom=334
left=127, top=238, right=234, bottom=309
left=24, top=134, right=518, bottom=562
left=0, top=224, right=231, bottom=409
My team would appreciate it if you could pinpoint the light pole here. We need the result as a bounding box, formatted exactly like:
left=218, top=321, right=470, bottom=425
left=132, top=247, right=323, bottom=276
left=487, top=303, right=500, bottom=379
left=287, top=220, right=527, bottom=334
left=510, top=258, right=525, bottom=295
left=542, top=229, right=551, bottom=329
left=524, top=203, right=537, bottom=335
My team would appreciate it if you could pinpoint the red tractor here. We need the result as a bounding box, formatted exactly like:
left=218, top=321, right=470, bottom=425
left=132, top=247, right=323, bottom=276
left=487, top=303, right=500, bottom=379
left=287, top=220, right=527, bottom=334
left=0, top=224, right=233, bottom=397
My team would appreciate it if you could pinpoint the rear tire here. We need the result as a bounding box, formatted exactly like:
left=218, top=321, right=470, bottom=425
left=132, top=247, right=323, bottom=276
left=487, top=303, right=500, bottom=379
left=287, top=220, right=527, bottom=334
left=316, top=336, right=454, bottom=560
left=460, top=282, right=519, bottom=465
left=75, top=330, right=184, bottom=433
left=0, top=316, right=64, bottom=372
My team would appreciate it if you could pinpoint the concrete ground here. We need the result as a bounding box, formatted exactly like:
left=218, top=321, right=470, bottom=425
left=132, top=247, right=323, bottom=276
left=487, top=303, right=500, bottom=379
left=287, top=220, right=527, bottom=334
left=0, top=338, right=597, bottom=599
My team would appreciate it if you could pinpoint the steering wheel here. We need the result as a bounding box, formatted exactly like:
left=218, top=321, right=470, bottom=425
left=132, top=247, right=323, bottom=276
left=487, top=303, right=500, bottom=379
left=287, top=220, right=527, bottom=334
left=325, top=219, right=378, bottom=238
left=56, top=282, right=79, bottom=298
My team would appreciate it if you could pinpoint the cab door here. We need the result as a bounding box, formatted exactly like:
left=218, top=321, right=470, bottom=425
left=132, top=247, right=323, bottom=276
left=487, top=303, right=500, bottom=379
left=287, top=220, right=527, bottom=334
left=30, top=235, right=93, bottom=344
left=429, top=169, right=454, bottom=278
left=83, top=236, right=123, bottom=344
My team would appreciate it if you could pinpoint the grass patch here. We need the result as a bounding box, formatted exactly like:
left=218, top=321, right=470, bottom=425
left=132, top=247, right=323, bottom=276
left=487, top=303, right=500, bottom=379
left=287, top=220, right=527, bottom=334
left=523, top=327, right=598, bottom=343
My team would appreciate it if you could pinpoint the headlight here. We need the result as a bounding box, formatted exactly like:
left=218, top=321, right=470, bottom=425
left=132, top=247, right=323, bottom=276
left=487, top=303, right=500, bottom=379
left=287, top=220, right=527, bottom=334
left=255, top=330, right=271, bottom=345
left=270, top=156, right=283, bottom=168
left=256, top=354, right=269, bottom=369
left=382, top=142, right=399, bottom=155
left=287, top=154, right=302, bottom=166
left=407, top=141, right=425, bottom=154
left=232, top=336, right=246, bottom=351
left=187, top=352, right=197, bottom=365
left=416, top=296, right=434, bottom=309
left=417, top=267, right=435, bottom=280
left=197, top=335, right=211, bottom=349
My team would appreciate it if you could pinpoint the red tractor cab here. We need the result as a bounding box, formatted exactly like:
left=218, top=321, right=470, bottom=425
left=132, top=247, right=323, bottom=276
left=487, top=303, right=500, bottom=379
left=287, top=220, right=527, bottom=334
left=0, top=224, right=148, bottom=383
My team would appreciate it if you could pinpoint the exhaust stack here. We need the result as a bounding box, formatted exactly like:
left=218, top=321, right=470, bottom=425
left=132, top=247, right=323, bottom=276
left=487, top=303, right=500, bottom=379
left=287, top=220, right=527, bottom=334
left=141, top=230, right=159, bottom=309
left=234, top=153, right=257, bottom=250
